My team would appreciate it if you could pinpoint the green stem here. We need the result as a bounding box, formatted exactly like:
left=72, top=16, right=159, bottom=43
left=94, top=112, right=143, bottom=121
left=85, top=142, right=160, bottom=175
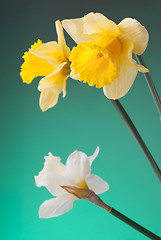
left=63, top=186, right=161, bottom=239
left=135, top=54, right=161, bottom=119
left=111, top=99, right=161, bottom=182
left=110, top=208, right=161, bottom=240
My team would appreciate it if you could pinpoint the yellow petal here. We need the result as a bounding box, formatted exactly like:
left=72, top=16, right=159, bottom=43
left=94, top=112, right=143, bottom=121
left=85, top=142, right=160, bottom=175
left=119, top=18, right=149, bottom=55
left=20, top=40, right=55, bottom=84
left=39, top=90, right=59, bottom=112
left=55, top=20, right=70, bottom=59
left=31, top=39, right=43, bottom=50
left=70, top=41, right=119, bottom=88
left=30, top=41, right=66, bottom=67
left=38, top=62, right=68, bottom=94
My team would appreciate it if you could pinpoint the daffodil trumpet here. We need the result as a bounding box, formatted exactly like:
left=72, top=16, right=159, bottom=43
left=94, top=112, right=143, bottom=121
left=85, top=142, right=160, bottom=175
left=111, top=99, right=161, bottom=182
left=63, top=186, right=161, bottom=240
left=135, top=54, right=161, bottom=119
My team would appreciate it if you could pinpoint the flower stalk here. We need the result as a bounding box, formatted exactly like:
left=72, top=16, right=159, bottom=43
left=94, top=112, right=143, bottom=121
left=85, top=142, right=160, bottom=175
left=110, top=208, right=161, bottom=240
left=63, top=186, right=161, bottom=240
left=111, top=99, right=161, bottom=182
left=135, top=54, right=161, bottom=119
left=61, top=185, right=112, bottom=212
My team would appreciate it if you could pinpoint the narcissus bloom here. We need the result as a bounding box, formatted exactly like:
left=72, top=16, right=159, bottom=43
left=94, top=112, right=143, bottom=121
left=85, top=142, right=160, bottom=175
left=35, top=147, right=109, bottom=218
left=62, top=13, right=149, bottom=99
left=20, top=21, right=72, bottom=111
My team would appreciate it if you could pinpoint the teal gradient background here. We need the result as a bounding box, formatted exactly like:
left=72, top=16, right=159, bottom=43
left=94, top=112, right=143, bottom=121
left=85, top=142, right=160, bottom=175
left=1, top=0, right=161, bottom=239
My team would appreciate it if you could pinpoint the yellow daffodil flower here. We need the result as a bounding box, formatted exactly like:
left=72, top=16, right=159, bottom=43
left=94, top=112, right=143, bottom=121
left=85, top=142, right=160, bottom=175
left=62, top=12, right=149, bottom=99
left=20, top=20, right=73, bottom=111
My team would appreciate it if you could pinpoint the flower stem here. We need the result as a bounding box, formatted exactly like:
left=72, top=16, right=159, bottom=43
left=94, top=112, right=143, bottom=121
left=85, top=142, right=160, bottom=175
left=111, top=99, right=161, bottom=182
left=109, top=208, right=161, bottom=240
left=64, top=186, right=161, bottom=240
left=87, top=190, right=161, bottom=240
left=135, top=54, right=161, bottom=119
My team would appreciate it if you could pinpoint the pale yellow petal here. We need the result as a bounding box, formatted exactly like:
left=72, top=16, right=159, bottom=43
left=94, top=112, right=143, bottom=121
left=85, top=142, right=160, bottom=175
left=83, top=12, right=119, bottom=35
left=62, top=89, right=66, bottom=98
left=70, top=68, right=79, bottom=80
left=135, top=64, right=149, bottom=73
left=30, top=41, right=66, bottom=67
left=39, top=90, right=59, bottom=112
left=38, top=62, right=68, bottom=94
left=55, top=20, right=70, bottom=59
left=62, top=16, right=99, bottom=44
left=62, top=13, right=120, bottom=44
left=103, top=42, right=138, bottom=99
left=119, top=18, right=149, bottom=55
left=103, top=62, right=137, bottom=99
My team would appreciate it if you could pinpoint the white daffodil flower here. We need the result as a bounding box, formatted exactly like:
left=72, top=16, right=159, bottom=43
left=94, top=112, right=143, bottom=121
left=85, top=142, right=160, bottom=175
left=62, top=12, right=149, bottom=99
left=35, top=147, right=109, bottom=218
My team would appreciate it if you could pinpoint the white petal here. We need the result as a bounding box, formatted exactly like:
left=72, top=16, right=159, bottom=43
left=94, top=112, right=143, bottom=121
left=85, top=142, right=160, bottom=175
left=86, top=174, right=109, bottom=194
left=35, top=152, right=66, bottom=179
left=83, top=12, right=119, bottom=35
left=39, top=194, right=75, bottom=218
left=66, top=150, right=91, bottom=184
left=87, top=146, right=99, bottom=166
left=30, top=41, right=66, bottom=67
left=39, top=90, right=59, bottom=112
left=119, top=18, right=149, bottom=55
left=38, top=62, right=67, bottom=93
left=55, top=20, right=70, bottom=59
left=35, top=172, right=74, bottom=196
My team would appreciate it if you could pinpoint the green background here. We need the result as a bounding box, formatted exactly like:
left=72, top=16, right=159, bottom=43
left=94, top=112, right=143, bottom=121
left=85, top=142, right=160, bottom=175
left=1, top=0, right=161, bottom=239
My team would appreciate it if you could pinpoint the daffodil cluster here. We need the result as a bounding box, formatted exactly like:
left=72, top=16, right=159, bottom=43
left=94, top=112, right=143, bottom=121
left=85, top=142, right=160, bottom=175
left=20, top=13, right=149, bottom=111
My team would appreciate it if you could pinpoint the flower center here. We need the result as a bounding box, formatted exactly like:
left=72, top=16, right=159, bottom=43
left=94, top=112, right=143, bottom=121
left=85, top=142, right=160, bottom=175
left=96, top=52, right=103, bottom=58
left=78, top=180, right=88, bottom=189
left=61, top=60, right=71, bottom=76
left=98, top=33, right=122, bottom=60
